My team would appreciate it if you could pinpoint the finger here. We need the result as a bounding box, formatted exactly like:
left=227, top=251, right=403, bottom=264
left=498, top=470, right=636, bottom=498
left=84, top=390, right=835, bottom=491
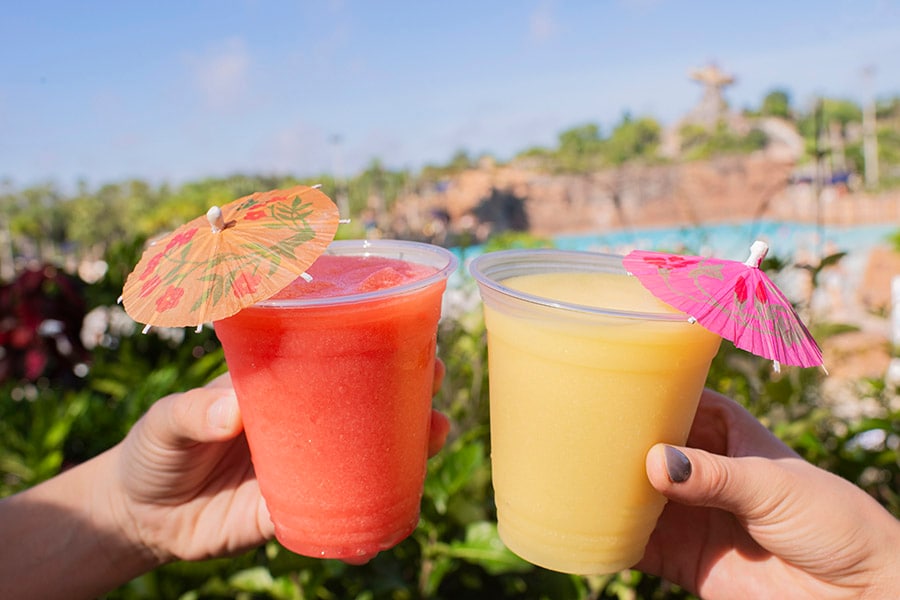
left=645, top=443, right=797, bottom=522
left=688, top=389, right=798, bottom=460
left=144, top=386, right=243, bottom=449
left=427, top=410, right=450, bottom=457
left=204, top=371, right=233, bottom=389
left=432, top=358, right=445, bottom=396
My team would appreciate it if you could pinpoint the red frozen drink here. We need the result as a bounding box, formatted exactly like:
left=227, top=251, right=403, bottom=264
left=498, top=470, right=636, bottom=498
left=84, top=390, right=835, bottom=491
left=214, top=240, right=457, bottom=562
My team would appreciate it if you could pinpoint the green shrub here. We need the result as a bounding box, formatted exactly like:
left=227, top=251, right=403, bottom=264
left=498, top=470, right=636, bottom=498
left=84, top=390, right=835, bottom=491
left=1, top=237, right=896, bottom=599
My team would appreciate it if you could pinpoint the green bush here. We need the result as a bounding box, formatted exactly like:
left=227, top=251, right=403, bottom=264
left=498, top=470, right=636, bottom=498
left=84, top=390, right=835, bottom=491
left=1, top=238, right=897, bottom=599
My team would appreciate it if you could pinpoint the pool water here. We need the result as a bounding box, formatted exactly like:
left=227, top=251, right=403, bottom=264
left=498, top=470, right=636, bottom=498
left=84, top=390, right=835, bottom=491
left=552, top=220, right=898, bottom=262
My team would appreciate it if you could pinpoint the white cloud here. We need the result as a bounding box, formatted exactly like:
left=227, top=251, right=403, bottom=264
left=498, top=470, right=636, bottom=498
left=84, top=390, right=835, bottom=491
left=529, top=0, right=560, bottom=44
left=185, top=37, right=252, bottom=112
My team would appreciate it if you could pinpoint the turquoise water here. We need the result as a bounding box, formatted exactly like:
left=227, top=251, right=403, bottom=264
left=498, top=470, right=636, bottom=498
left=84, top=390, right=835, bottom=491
left=446, top=220, right=898, bottom=313
left=552, top=220, right=898, bottom=262
left=449, top=221, right=898, bottom=276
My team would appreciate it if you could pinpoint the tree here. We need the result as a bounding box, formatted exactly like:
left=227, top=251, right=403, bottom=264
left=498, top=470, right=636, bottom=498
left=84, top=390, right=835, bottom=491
left=605, top=114, right=661, bottom=164
left=349, top=160, right=409, bottom=218
left=556, top=123, right=604, bottom=172
left=8, top=183, right=68, bottom=260
left=679, top=121, right=768, bottom=161
left=64, top=180, right=158, bottom=252
left=447, top=149, right=474, bottom=172
left=761, top=89, right=792, bottom=119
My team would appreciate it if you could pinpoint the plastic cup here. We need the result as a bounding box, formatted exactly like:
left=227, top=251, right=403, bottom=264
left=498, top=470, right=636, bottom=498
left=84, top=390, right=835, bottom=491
left=214, top=239, right=457, bottom=562
left=469, top=249, right=721, bottom=575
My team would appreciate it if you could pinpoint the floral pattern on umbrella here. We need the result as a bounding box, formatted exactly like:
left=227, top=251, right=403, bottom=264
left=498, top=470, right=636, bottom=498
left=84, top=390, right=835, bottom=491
left=623, top=241, right=825, bottom=371
left=122, top=185, right=340, bottom=329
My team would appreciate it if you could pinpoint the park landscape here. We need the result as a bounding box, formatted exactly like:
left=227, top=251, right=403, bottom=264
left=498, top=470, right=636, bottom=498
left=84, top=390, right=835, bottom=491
left=2, top=68, right=900, bottom=598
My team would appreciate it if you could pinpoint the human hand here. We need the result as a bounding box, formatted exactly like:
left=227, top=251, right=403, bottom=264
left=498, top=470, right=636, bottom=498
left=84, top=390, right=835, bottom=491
left=638, top=389, right=900, bottom=600
left=108, top=360, right=450, bottom=566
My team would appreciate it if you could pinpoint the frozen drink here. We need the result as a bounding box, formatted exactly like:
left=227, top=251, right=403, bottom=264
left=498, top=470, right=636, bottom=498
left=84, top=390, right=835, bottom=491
left=215, top=240, right=457, bottom=562
left=470, top=249, right=721, bottom=575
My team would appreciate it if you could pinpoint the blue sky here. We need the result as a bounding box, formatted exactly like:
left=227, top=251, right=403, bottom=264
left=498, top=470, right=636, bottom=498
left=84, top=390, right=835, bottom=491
left=2, top=0, right=899, bottom=189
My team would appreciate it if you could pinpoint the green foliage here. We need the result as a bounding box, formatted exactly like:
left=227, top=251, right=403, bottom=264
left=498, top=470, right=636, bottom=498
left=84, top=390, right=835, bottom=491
left=3, top=140, right=900, bottom=597
left=890, top=230, right=900, bottom=254
left=346, top=159, right=410, bottom=217
left=0, top=388, right=89, bottom=496
left=605, top=115, right=662, bottom=165
left=759, top=89, right=792, bottom=119
left=522, top=115, right=663, bottom=172
left=702, top=257, right=899, bottom=516
left=877, top=125, right=900, bottom=183
left=7, top=184, right=68, bottom=245
left=483, top=231, right=553, bottom=252
left=679, top=121, right=768, bottom=160
left=420, top=151, right=477, bottom=183
left=797, top=98, right=862, bottom=142
left=555, top=123, right=606, bottom=173
left=5, top=234, right=896, bottom=598
left=2, top=91, right=899, bottom=275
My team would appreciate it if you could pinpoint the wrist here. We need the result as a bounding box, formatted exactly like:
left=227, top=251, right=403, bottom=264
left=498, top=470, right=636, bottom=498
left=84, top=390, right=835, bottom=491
left=94, top=444, right=166, bottom=575
left=861, top=515, right=900, bottom=599
left=0, top=447, right=160, bottom=600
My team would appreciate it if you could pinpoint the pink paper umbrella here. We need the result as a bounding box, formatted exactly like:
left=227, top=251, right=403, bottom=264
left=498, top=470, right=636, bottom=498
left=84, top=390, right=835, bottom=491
left=623, top=240, right=825, bottom=372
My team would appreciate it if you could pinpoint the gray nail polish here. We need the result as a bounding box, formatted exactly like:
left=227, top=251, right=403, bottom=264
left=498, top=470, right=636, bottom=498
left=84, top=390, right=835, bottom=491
left=664, top=445, right=692, bottom=483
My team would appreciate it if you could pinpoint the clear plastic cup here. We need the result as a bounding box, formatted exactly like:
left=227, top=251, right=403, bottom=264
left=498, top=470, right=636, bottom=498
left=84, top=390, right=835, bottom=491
left=215, top=240, right=457, bottom=562
left=470, top=248, right=721, bottom=574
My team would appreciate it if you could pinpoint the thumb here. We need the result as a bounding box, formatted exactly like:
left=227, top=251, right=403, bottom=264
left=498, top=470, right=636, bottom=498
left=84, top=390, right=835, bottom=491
left=646, top=443, right=794, bottom=522
left=145, top=386, right=243, bottom=448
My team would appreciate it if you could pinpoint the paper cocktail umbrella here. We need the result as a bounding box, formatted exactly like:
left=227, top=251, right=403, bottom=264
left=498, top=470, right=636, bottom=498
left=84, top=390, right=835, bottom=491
left=623, top=240, right=824, bottom=371
left=121, top=185, right=340, bottom=330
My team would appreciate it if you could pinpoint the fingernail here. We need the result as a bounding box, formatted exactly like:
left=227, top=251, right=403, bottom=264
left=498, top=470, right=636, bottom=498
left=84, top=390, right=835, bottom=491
left=207, top=393, right=237, bottom=430
left=664, top=445, right=692, bottom=483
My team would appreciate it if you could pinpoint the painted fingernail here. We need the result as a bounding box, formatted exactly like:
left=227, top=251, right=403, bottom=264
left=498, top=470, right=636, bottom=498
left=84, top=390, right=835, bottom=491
left=664, top=445, right=692, bottom=483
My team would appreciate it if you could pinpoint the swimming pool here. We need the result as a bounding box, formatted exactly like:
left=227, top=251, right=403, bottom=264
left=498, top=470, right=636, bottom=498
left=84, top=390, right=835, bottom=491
left=551, top=220, right=899, bottom=262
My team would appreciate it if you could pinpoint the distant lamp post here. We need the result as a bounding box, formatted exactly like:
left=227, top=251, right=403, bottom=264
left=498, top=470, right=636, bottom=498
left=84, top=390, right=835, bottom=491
left=329, top=134, right=350, bottom=218
left=862, top=66, right=879, bottom=189
left=0, top=179, right=14, bottom=281
left=0, top=218, right=13, bottom=281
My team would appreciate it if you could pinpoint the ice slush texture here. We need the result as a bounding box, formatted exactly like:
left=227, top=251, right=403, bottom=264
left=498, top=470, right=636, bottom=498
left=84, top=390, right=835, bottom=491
left=270, top=255, right=438, bottom=300
left=483, top=270, right=720, bottom=575
left=215, top=254, right=446, bottom=562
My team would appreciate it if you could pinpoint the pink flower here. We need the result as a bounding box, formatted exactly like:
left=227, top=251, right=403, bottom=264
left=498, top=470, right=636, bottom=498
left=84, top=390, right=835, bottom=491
left=139, top=253, right=164, bottom=280
left=24, top=348, right=47, bottom=380
left=244, top=209, right=267, bottom=221
left=165, top=227, right=199, bottom=252
left=734, top=275, right=748, bottom=304
left=643, top=255, right=699, bottom=270
left=755, top=279, right=768, bottom=304
left=156, top=285, right=185, bottom=312
left=232, top=271, right=262, bottom=298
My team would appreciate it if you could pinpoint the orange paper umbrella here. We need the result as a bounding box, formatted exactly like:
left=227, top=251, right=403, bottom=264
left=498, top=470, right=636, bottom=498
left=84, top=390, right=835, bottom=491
left=121, top=185, right=340, bottom=330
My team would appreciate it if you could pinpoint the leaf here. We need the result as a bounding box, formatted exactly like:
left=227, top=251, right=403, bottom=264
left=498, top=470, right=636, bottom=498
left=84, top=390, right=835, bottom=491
left=807, top=251, right=848, bottom=286
left=269, top=230, right=315, bottom=259
left=90, top=377, right=132, bottom=398
left=34, top=449, right=63, bottom=477
left=446, top=521, right=532, bottom=575
left=420, top=556, right=455, bottom=597
left=227, top=566, right=275, bottom=592
left=424, top=440, right=485, bottom=514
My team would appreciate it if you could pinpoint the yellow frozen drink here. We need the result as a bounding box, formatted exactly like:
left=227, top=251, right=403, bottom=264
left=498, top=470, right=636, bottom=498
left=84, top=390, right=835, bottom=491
left=469, top=249, right=721, bottom=575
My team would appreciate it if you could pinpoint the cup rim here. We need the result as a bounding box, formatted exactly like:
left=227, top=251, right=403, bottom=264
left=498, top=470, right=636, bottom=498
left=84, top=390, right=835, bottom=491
left=468, top=248, right=689, bottom=322
left=255, top=239, right=458, bottom=308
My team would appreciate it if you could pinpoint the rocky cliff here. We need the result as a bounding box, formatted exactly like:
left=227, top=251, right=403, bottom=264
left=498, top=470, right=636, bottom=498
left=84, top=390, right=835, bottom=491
left=390, top=155, right=899, bottom=242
